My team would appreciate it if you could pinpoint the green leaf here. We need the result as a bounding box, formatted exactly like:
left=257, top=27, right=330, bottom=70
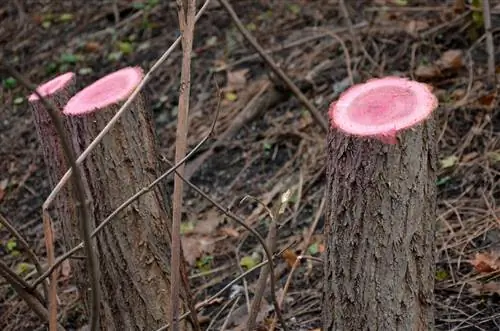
left=108, top=51, right=122, bottom=62
left=240, top=255, right=259, bottom=270
left=436, top=176, right=451, bottom=186
left=6, top=238, right=17, bottom=251
left=487, top=152, right=500, bottom=163
left=3, top=77, right=17, bottom=89
left=58, top=13, right=74, bottom=22
left=78, top=67, right=93, bottom=75
left=439, top=155, right=458, bottom=169
left=180, top=221, right=195, bottom=235
left=132, top=2, right=146, bottom=9
left=287, top=4, right=300, bottom=15
left=45, top=62, right=58, bottom=75
left=60, top=53, right=78, bottom=64
left=393, top=0, right=408, bottom=5
left=224, top=92, right=238, bottom=101
left=196, top=255, right=213, bottom=272
left=246, top=23, right=257, bottom=31
left=42, top=21, right=51, bottom=29
left=118, top=41, right=134, bottom=55
left=435, top=269, right=448, bottom=281
left=307, top=242, right=319, bottom=255
left=16, top=262, right=35, bottom=275
left=13, top=97, right=24, bottom=105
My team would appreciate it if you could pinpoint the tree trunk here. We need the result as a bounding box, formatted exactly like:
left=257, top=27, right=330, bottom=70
left=65, top=91, right=196, bottom=331
left=323, top=119, right=437, bottom=331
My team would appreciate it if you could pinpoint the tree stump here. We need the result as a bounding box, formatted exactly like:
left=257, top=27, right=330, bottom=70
left=29, top=72, right=88, bottom=253
left=323, top=77, right=438, bottom=331
left=62, top=67, right=195, bottom=330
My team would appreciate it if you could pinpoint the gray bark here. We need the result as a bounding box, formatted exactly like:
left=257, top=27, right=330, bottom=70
left=66, top=92, right=196, bottom=331
left=323, top=119, right=437, bottom=331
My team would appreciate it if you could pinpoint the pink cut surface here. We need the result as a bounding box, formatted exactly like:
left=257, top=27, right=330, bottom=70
left=329, top=77, right=438, bottom=137
left=28, top=72, right=75, bottom=101
left=63, top=67, right=143, bottom=116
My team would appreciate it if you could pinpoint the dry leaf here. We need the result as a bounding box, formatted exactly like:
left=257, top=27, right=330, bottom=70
left=405, top=20, right=429, bottom=37
left=219, top=226, right=239, bottom=238
left=195, top=209, right=221, bottom=235
left=84, top=41, right=102, bottom=53
left=478, top=92, right=497, bottom=107
left=60, top=259, right=72, bottom=279
left=470, top=252, right=500, bottom=273
left=469, top=280, right=500, bottom=296
left=182, top=236, right=215, bottom=266
left=461, top=152, right=478, bottom=163
left=226, top=69, right=249, bottom=91
left=0, top=178, right=8, bottom=201
left=282, top=249, right=298, bottom=268
left=436, top=50, right=464, bottom=71
left=415, top=64, right=440, bottom=79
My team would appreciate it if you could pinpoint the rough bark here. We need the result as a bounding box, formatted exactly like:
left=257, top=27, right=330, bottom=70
left=323, top=119, right=437, bottom=331
left=66, top=92, right=196, bottom=331
left=29, top=74, right=89, bottom=265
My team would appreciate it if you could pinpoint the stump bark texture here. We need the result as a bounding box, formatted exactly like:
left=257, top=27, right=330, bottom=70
left=66, top=93, right=195, bottom=331
left=29, top=74, right=90, bottom=257
left=323, top=120, right=437, bottom=331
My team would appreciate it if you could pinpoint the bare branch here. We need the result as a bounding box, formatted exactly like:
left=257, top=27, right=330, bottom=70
left=172, top=0, right=197, bottom=329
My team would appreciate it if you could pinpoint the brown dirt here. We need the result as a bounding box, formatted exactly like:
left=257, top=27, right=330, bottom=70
left=1, top=1, right=499, bottom=330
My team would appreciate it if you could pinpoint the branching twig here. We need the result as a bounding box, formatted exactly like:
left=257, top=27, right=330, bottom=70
left=0, top=212, right=49, bottom=302
left=218, top=0, right=328, bottom=133
left=171, top=168, right=289, bottom=331
left=246, top=191, right=290, bottom=331
left=0, top=260, right=67, bottom=330
left=171, top=1, right=197, bottom=329
left=1, top=63, right=100, bottom=331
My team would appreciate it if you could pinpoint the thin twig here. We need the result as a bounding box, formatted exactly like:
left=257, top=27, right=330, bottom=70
left=482, top=0, right=496, bottom=85
left=214, top=22, right=368, bottom=72
left=207, top=295, right=239, bottom=331
left=0, top=212, right=49, bottom=302
left=42, top=0, right=213, bottom=213
left=246, top=193, right=286, bottom=331
left=171, top=1, right=197, bottom=329
left=338, top=0, right=378, bottom=68
left=154, top=245, right=293, bottom=331
left=220, top=296, right=242, bottom=331
left=30, top=94, right=221, bottom=290
left=1, top=63, right=100, bottom=331
left=171, top=168, right=289, bottom=331
left=218, top=0, right=328, bottom=133
left=0, top=260, right=67, bottom=330
left=42, top=212, right=57, bottom=331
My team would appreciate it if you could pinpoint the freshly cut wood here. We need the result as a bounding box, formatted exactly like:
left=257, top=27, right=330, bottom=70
left=323, top=77, right=439, bottom=331
left=63, top=67, right=196, bottom=330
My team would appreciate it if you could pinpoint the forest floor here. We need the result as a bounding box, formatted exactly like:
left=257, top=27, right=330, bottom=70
left=1, top=1, right=500, bottom=330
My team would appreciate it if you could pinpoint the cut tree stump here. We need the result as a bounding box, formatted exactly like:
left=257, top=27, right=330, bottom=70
left=323, top=77, right=439, bottom=331
left=29, top=72, right=88, bottom=251
left=60, top=67, right=196, bottom=330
